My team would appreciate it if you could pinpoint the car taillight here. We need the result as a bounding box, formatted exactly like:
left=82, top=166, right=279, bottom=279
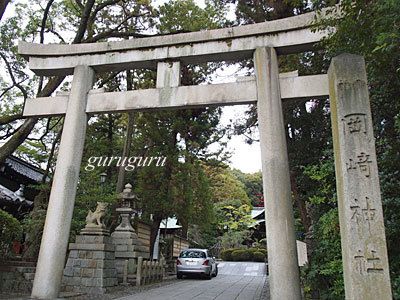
left=176, top=259, right=182, bottom=265
left=202, top=260, right=209, bottom=266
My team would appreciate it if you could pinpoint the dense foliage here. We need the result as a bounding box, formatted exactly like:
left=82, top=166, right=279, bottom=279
left=225, top=0, right=400, bottom=298
left=0, top=209, right=22, bottom=258
left=312, top=1, right=400, bottom=298
left=221, top=247, right=267, bottom=262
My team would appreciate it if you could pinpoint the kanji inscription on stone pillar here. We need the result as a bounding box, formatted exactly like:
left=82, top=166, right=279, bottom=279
left=329, top=53, right=392, bottom=299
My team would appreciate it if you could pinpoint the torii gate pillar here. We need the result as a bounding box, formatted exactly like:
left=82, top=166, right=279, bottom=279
left=255, top=47, right=302, bottom=300
left=31, top=65, right=95, bottom=299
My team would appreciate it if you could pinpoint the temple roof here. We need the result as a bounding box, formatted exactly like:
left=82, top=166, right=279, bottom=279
left=3, top=155, right=47, bottom=182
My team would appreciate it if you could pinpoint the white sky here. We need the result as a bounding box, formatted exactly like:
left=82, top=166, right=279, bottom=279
left=208, top=63, right=261, bottom=174
left=219, top=106, right=261, bottom=173
left=1, top=0, right=262, bottom=174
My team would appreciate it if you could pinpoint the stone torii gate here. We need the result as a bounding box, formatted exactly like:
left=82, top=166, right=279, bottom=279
left=19, top=9, right=392, bottom=300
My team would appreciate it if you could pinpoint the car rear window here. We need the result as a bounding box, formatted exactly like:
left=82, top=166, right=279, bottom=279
left=179, top=250, right=206, bottom=258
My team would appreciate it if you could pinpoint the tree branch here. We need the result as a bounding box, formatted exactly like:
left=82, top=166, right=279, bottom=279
left=74, top=0, right=84, bottom=10
left=0, top=118, right=38, bottom=162
left=92, top=0, right=122, bottom=19
left=0, top=76, right=64, bottom=163
left=0, top=78, right=28, bottom=99
left=0, top=52, right=28, bottom=100
left=0, top=0, right=98, bottom=163
left=46, top=28, right=66, bottom=43
left=0, top=124, right=21, bottom=139
left=73, top=0, right=95, bottom=43
left=0, top=112, right=23, bottom=125
left=42, top=125, right=62, bottom=183
left=0, top=0, right=10, bottom=21
left=85, top=31, right=151, bottom=43
left=98, top=72, right=121, bottom=88
left=40, top=0, right=55, bottom=43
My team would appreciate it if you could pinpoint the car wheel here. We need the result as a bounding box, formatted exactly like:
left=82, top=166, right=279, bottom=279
left=177, top=273, right=183, bottom=279
left=214, top=266, right=218, bottom=277
left=206, top=272, right=212, bottom=280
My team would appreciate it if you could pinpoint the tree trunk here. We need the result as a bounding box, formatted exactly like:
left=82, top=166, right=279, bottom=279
left=0, top=0, right=10, bottom=21
left=22, top=187, right=51, bottom=260
left=290, top=171, right=311, bottom=232
left=0, top=76, right=65, bottom=163
left=0, top=0, right=95, bottom=163
left=116, top=113, right=134, bottom=192
left=149, top=216, right=162, bottom=259
left=116, top=70, right=134, bottom=193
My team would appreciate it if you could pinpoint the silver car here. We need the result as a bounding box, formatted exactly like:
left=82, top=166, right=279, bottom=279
left=176, top=249, right=218, bottom=279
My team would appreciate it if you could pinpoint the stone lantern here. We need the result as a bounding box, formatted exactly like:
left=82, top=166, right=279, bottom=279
left=111, top=183, right=149, bottom=283
left=114, top=183, right=136, bottom=234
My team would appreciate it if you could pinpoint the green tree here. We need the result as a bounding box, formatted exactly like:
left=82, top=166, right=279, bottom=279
left=205, top=165, right=250, bottom=205
left=158, top=0, right=226, bottom=33
left=0, top=209, right=22, bottom=258
left=214, top=200, right=255, bottom=249
left=0, top=0, right=156, bottom=163
left=232, top=169, right=263, bottom=206
left=127, top=0, right=230, bottom=254
left=1, top=0, right=156, bottom=258
left=225, top=1, right=342, bottom=298
left=316, top=1, right=400, bottom=297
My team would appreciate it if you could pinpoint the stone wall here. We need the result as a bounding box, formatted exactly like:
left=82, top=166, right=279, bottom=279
left=62, top=235, right=118, bottom=294
left=0, top=263, right=35, bottom=293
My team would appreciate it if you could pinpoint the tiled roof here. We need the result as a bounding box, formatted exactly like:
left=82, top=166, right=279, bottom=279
left=0, top=184, right=33, bottom=206
left=4, top=156, right=46, bottom=182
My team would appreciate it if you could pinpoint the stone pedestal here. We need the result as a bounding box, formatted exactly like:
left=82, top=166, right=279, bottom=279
left=62, top=234, right=118, bottom=294
left=112, top=224, right=150, bottom=282
left=111, top=184, right=150, bottom=282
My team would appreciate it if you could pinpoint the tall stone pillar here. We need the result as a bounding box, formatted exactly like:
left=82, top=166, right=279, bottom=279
left=329, top=54, right=392, bottom=299
left=31, top=65, right=95, bottom=299
left=254, top=47, right=301, bottom=300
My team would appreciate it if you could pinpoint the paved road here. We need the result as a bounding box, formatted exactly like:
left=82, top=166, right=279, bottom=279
left=116, top=262, right=267, bottom=300
left=218, top=261, right=266, bottom=277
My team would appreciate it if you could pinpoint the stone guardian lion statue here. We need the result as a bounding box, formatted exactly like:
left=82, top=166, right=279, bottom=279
left=85, top=202, right=108, bottom=228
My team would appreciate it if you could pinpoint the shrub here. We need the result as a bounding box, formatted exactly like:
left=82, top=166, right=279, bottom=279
left=256, top=248, right=268, bottom=258
left=231, top=249, right=253, bottom=261
left=0, top=209, right=22, bottom=258
left=253, top=251, right=265, bottom=262
left=221, top=248, right=235, bottom=261
left=231, top=249, right=247, bottom=261
left=222, top=247, right=268, bottom=262
left=248, top=247, right=259, bottom=255
left=241, top=250, right=252, bottom=261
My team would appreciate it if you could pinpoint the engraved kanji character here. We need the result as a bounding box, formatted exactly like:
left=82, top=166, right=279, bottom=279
left=350, top=198, right=362, bottom=225
left=362, top=197, right=376, bottom=222
left=354, top=250, right=366, bottom=275
left=366, top=250, right=384, bottom=274
left=356, top=152, right=372, bottom=177
left=342, top=113, right=367, bottom=135
left=346, top=158, right=357, bottom=171
left=347, top=116, right=362, bottom=132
